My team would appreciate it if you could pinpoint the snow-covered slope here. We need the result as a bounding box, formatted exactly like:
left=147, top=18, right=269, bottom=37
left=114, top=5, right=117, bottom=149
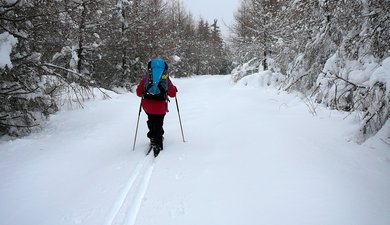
left=0, top=75, right=389, bottom=225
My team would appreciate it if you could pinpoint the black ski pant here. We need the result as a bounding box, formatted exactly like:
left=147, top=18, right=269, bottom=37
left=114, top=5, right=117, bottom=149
left=146, top=113, right=165, bottom=149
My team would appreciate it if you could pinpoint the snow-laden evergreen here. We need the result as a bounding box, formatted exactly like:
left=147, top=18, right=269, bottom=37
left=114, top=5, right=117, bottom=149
left=0, top=0, right=229, bottom=137
left=1, top=75, right=389, bottom=225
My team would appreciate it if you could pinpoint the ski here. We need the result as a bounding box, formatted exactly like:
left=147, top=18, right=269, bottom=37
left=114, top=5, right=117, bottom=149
left=153, top=148, right=161, bottom=157
left=146, top=145, right=161, bottom=157
left=146, top=145, right=153, bottom=156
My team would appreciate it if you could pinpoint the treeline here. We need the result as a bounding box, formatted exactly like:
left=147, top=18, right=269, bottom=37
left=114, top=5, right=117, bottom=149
left=230, top=0, right=389, bottom=141
left=0, top=0, right=228, bottom=136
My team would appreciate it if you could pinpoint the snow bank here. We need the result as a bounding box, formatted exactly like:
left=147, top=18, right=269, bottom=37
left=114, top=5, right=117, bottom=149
left=236, top=70, right=284, bottom=89
left=231, top=58, right=262, bottom=82
left=363, top=119, right=390, bottom=161
left=0, top=32, right=18, bottom=69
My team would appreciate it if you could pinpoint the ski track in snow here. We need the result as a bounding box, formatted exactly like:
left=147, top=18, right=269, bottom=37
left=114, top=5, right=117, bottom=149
left=106, top=153, right=156, bottom=225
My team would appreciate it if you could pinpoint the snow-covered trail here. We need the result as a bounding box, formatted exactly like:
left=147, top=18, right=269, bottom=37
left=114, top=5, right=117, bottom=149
left=0, top=75, right=389, bottom=225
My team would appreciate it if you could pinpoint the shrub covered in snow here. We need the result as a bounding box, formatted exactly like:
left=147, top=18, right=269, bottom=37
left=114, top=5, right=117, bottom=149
left=316, top=54, right=389, bottom=142
left=231, top=58, right=263, bottom=83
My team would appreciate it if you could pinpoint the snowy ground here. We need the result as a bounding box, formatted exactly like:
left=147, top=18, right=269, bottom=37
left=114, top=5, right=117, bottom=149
left=0, top=75, right=389, bottom=225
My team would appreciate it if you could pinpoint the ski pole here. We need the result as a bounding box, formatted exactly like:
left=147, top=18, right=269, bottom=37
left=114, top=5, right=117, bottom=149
left=132, top=100, right=142, bottom=151
left=175, top=96, right=186, bottom=142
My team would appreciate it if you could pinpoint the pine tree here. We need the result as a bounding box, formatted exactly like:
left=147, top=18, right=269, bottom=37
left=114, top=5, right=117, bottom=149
left=210, top=20, right=226, bottom=74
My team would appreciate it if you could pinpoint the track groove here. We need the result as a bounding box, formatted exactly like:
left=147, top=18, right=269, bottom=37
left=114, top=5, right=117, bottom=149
left=105, top=154, right=155, bottom=225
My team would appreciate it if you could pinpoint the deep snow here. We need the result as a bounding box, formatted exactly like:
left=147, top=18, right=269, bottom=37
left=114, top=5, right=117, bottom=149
left=0, top=32, right=18, bottom=69
left=0, top=75, right=389, bottom=225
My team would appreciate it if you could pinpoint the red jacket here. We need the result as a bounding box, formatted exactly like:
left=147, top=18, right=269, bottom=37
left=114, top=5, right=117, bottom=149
left=136, top=77, right=177, bottom=115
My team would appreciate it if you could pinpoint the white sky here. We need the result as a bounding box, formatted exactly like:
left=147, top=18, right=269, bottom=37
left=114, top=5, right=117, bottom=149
left=181, top=0, right=241, bottom=38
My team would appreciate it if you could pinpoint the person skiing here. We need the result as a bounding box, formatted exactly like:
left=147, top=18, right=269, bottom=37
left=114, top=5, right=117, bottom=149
left=136, top=58, right=177, bottom=157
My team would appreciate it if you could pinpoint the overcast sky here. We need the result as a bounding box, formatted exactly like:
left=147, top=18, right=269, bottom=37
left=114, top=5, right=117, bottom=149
left=181, top=0, right=241, bottom=38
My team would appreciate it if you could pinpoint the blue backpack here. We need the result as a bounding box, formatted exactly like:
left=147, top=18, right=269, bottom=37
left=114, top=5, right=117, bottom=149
left=144, top=58, right=169, bottom=101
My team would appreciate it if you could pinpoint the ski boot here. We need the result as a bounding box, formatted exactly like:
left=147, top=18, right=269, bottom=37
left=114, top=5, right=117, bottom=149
left=151, top=145, right=162, bottom=157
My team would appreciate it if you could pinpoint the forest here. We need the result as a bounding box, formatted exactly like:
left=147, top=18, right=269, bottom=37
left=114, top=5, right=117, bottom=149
left=0, top=0, right=227, bottom=136
left=0, top=0, right=389, bottom=142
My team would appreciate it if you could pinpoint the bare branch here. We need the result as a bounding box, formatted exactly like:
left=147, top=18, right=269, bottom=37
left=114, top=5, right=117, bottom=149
left=380, top=138, right=390, bottom=146
left=42, top=63, right=111, bottom=100
left=0, top=86, right=40, bottom=96
left=0, top=121, right=39, bottom=128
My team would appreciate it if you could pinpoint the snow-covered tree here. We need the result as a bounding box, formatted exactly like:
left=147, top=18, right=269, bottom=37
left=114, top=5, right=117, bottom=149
left=1, top=0, right=59, bottom=136
left=230, top=0, right=389, bottom=141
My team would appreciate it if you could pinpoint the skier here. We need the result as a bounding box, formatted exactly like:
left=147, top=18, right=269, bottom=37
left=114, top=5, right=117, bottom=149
left=136, top=58, right=177, bottom=157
